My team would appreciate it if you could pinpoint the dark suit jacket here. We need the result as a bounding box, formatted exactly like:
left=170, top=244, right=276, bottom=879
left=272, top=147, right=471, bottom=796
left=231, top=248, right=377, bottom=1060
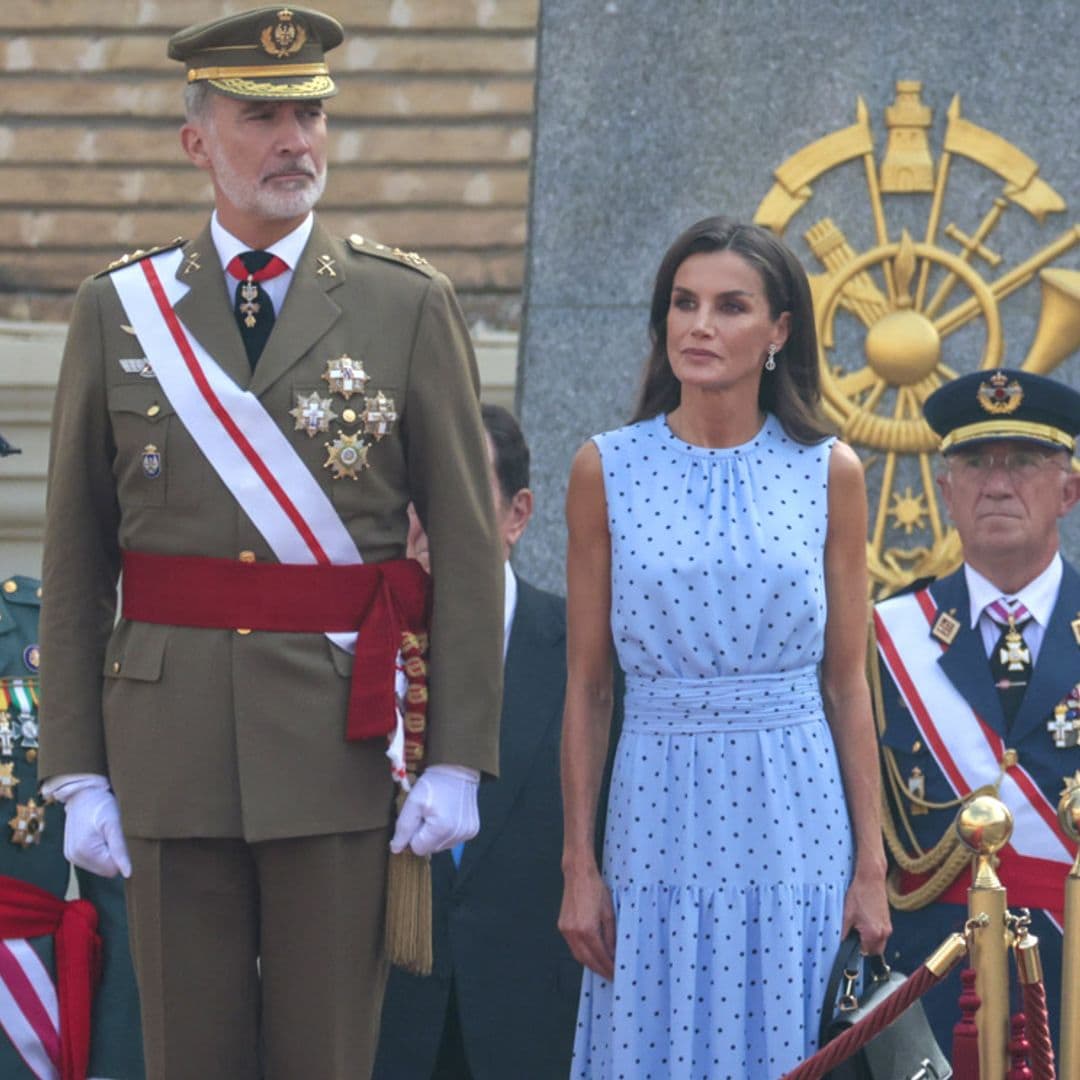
left=876, top=561, right=1080, bottom=1056
left=37, top=219, right=503, bottom=841
left=374, top=579, right=581, bottom=1079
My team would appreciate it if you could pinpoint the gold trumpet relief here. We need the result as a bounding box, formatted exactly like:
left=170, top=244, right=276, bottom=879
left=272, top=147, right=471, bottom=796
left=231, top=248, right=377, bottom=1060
left=755, top=80, right=1080, bottom=596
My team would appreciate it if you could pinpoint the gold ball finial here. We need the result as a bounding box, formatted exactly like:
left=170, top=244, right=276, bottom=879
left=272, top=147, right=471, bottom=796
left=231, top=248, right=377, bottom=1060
left=1059, top=771, right=1080, bottom=843
left=956, top=794, right=1014, bottom=855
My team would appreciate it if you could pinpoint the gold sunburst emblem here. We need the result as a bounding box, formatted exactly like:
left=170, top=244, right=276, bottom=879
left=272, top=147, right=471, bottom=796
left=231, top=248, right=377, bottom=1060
left=756, top=80, right=1080, bottom=596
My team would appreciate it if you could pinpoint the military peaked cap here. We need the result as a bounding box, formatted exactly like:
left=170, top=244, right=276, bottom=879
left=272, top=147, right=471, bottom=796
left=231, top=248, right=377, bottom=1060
left=924, top=367, right=1080, bottom=454
left=168, top=6, right=343, bottom=101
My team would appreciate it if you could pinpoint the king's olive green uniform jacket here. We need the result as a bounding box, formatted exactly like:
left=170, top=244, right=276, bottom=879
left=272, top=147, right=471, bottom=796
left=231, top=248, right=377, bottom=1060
left=38, top=219, right=503, bottom=842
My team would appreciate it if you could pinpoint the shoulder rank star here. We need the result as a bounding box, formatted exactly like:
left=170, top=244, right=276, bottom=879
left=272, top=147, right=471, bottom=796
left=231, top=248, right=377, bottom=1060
left=290, top=391, right=338, bottom=437
left=324, top=432, right=369, bottom=479
left=322, top=354, right=369, bottom=400
left=9, top=798, right=45, bottom=847
left=0, top=762, right=18, bottom=799
left=362, top=391, right=398, bottom=441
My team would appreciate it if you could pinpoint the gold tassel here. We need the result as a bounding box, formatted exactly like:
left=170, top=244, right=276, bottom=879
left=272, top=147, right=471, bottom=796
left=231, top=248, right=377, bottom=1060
left=385, top=787, right=433, bottom=975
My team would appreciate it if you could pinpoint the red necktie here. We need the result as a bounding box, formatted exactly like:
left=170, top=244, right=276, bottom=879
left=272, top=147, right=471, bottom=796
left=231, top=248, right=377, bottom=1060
left=226, top=251, right=289, bottom=367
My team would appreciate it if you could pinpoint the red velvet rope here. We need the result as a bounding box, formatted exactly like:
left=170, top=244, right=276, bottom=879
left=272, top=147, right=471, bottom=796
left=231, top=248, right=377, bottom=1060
left=1021, top=981, right=1056, bottom=1080
left=780, top=963, right=940, bottom=1080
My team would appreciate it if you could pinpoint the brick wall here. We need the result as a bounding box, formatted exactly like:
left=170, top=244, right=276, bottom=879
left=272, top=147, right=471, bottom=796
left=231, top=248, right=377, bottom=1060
left=0, top=0, right=538, bottom=328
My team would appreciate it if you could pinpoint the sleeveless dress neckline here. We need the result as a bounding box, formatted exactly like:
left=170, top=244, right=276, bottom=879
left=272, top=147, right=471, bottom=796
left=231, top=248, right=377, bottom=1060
left=658, top=410, right=773, bottom=458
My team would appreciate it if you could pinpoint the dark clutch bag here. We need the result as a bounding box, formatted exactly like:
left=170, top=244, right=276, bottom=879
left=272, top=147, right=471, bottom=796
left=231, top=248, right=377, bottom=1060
left=818, top=932, right=952, bottom=1080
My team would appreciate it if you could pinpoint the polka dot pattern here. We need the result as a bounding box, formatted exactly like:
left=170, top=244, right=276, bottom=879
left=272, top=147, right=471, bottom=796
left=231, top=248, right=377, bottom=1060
left=572, top=413, right=853, bottom=1079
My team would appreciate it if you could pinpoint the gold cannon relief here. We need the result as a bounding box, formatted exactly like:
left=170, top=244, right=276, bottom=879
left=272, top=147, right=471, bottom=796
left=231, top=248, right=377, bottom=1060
left=755, top=81, right=1080, bottom=596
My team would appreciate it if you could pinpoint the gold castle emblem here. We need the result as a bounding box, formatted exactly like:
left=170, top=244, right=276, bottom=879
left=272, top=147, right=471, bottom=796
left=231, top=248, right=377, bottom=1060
left=755, top=81, right=1080, bottom=596
left=261, top=9, right=307, bottom=59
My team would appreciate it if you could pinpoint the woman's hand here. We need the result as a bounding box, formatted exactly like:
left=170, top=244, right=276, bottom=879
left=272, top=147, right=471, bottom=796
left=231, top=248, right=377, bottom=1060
left=559, top=861, right=617, bottom=981
left=841, top=862, right=891, bottom=957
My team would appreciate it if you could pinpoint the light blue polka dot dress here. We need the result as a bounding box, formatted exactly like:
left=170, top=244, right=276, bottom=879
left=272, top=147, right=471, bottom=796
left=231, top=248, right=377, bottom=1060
left=573, top=412, right=853, bottom=1079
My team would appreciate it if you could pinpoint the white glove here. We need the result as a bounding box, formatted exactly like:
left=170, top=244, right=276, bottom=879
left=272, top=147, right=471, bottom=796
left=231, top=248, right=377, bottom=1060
left=60, top=781, right=132, bottom=879
left=390, top=764, right=480, bottom=857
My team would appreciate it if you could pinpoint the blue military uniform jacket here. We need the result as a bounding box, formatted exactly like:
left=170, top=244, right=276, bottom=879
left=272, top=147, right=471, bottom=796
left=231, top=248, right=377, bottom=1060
left=875, top=561, right=1080, bottom=1057
left=0, top=575, right=144, bottom=1078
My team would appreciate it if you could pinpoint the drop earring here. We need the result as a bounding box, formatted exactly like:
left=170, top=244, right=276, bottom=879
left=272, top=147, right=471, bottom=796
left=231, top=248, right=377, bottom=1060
left=765, top=343, right=777, bottom=371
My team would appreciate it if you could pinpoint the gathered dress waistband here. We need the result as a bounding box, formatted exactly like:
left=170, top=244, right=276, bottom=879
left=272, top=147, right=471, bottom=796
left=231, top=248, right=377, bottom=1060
left=623, top=665, right=823, bottom=733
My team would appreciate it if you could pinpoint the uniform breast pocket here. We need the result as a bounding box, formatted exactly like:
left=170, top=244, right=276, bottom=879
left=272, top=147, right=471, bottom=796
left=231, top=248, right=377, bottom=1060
left=107, top=383, right=203, bottom=509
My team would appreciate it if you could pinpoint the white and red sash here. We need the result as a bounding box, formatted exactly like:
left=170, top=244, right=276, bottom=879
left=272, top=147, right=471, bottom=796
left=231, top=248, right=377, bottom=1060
left=875, top=588, right=1074, bottom=924
left=0, top=939, right=59, bottom=1080
left=109, top=249, right=410, bottom=783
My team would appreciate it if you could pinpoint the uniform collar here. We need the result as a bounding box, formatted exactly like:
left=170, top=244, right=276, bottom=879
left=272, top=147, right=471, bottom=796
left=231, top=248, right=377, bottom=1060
left=963, top=552, right=1062, bottom=630
left=209, top=210, right=314, bottom=274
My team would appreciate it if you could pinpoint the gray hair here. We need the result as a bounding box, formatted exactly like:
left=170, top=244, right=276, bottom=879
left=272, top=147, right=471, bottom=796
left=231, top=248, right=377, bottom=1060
left=183, top=81, right=216, bottom=123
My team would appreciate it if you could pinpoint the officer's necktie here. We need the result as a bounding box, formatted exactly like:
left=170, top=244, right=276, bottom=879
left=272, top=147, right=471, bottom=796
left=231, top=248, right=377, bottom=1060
left=987, top=598, right=1033, bottom=729
left=226, top=250, right=289, bottom=368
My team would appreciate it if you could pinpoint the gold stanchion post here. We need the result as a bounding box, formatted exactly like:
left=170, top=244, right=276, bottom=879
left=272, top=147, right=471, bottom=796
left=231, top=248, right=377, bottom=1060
left=1058, top=772, right=1080, bottom=1080
left=957, top=793, right=1014, bottom=1080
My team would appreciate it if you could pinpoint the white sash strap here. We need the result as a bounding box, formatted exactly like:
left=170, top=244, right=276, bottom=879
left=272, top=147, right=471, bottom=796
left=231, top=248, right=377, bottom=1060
left=0, top=940, right=60, bottom=1080
left=109, top=250, right=410, bottom=784
left=875, top=590, right=1072, bottom=865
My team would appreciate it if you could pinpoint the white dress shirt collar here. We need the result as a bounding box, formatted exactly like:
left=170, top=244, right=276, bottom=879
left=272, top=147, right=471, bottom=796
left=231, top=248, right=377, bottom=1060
left=210, top=210, right=313, bottom=275
left=964, top=553, right=1062, bottom=630
left=503, top=561, right=517, bottom=661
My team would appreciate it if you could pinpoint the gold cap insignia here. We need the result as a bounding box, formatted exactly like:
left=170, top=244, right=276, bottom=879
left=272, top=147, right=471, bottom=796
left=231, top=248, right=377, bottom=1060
left=261, top=9, right=307, bottom=60
left=977, top=371, right=1023, bottom=415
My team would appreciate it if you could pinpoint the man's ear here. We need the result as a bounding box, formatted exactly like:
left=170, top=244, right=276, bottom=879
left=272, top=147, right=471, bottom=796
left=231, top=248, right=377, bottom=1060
left=504, top=488, right=534, bottom=549
left=1059, top=466, right=1080, bottom=518
left=180, top=122, right=212, bottom=171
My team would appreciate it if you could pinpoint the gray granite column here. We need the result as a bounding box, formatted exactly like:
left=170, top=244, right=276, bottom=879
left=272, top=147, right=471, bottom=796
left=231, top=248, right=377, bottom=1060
left=516, top=0, right=1080, bottom=592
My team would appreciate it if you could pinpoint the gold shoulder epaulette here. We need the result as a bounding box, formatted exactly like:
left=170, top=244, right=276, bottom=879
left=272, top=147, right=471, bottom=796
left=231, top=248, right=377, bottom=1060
left=95, top=237, right=187, bottom=278
left=345, top=233, right=438, bottom=278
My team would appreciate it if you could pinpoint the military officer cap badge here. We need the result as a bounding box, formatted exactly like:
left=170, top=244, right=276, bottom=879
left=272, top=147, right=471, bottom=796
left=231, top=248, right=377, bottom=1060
left=167, top=6, right=344, bottom=101
left=924, top=367, right=1080, bottom=456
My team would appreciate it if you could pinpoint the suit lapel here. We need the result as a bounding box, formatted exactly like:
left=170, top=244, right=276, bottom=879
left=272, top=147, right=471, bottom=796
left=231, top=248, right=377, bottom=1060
left=932, top=570, right=1008, bottom=736
left=1011, top=561, right=1080, bottom=744
left=455, top=582, right=564, bottom=888
left=248, top=219, right=344, bottom=398
left=172, top=224, right=252, bottom=389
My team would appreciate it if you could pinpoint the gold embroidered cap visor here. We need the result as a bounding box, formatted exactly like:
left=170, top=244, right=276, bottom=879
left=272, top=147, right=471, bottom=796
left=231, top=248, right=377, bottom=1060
left=167, top=6, right=343, bottom=101
left=924, top=367, right=1080, bottom=456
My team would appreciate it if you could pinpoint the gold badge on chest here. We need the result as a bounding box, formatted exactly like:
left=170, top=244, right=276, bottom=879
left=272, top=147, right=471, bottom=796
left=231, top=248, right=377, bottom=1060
left=931, top=608, right=961, bottom=646
left=8, top=798, right=45, bottom=847
left=315, top=355, right=399, bottom=479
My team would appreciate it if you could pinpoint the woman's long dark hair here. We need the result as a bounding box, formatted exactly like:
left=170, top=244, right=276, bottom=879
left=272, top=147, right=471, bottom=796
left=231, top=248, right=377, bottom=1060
left=630, top=216, right=831, bottom=444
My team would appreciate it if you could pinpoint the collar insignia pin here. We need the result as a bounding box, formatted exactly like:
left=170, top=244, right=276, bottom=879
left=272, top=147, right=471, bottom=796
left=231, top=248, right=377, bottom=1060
left=183, top=252, right=201, bottom=275
left=315, top=254, right=337, bottom=277
left=931, top=608, right=961, bottom=646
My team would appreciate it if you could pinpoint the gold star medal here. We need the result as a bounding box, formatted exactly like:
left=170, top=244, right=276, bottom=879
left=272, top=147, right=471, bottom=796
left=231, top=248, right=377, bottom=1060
left=324, top=432, right=369, bottom=480
left=289, top=391, right=338, bottom=438
left=322, top=354, right=369, bottom=400
left=0, top=763, right=18, bottom=799
left=362, top=391, right=399, bottom=441
left=9, top=798, right=45, bottom=847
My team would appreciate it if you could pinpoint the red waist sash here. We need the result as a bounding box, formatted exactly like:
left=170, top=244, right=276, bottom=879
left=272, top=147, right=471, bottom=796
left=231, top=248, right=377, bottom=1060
left=0, top=876, right=101, bottom=1080
left=898, top=846, right=1066, bottom=922
left=120, top=550, right=431, bottom=741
